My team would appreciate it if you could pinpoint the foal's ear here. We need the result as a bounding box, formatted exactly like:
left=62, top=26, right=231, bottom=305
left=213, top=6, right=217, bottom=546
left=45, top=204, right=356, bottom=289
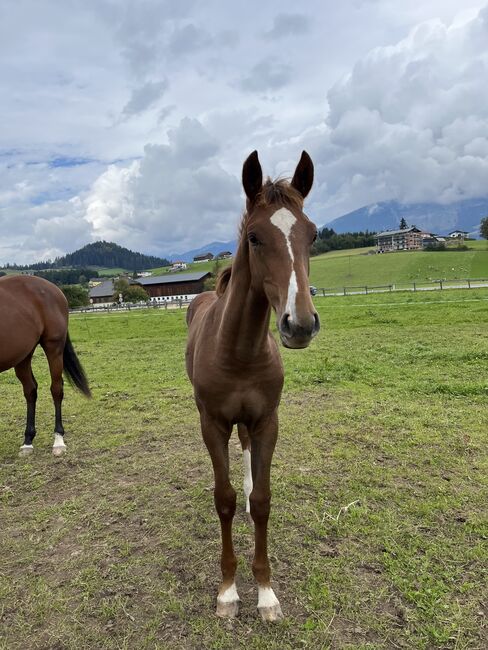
left=291, top=150, right=314, bottom=199
left=242, top=150, right=263, bottom=202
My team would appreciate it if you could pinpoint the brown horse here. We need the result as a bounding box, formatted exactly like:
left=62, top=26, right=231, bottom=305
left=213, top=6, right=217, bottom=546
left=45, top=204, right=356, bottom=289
left=0, top=275, right=90, bottom=456
left=186, top=151, right=319, bottom=621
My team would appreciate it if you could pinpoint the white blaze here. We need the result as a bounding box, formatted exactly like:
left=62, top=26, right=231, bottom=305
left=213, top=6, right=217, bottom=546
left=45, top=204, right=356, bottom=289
left=270, top=208, right=297, bottom=321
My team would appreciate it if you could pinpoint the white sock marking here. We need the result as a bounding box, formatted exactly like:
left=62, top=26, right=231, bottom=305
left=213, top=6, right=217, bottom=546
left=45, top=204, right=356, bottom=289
left=243, top=449, right=252, bottom=513
left=20, top=444, right=34, bottom=450
left=257, top=586, right=280, bottom=609
left=53, top=434, right=66, bottom=448
left=218, top=583, right=240, bottom=603
left=270, top=208, right=298, bottom=321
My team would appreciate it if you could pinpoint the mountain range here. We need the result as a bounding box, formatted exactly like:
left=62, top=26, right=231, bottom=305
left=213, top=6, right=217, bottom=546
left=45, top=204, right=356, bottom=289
left=326, top=197, right=488, bottom=236
left=173, top=196, right=487, bottom=260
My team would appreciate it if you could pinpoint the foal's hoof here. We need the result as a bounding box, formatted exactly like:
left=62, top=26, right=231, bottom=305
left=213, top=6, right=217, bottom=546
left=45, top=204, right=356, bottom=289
left=52, top=445, right=66, bottom=457
left=257, top=587, right=283, bottom=622
left=258, top=603, right=284, bottom=622
left=216, top=599, right=240, bottom=618
left=19, top=445, right=34, bottom=457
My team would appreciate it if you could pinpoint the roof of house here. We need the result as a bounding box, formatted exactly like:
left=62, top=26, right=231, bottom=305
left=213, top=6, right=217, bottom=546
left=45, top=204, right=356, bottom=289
left=89, top=279, right=114, bottom=298
left=376, top=226, right=423, bottom=237
left=193, top=253, right=213, bottom=259
left=136, top=272, right=211, bottom=286
left=448, top=230, right=468, bottom=234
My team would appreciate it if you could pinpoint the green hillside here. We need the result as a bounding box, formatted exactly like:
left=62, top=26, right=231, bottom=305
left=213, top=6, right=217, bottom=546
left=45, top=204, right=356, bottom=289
left=310, top=243, right=488, bottom=289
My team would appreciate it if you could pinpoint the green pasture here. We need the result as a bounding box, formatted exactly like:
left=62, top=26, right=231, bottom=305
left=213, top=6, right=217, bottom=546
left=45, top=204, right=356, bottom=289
left=1, top=292, right=487, bottom=649
left=309, top=244, right=488, bottom=290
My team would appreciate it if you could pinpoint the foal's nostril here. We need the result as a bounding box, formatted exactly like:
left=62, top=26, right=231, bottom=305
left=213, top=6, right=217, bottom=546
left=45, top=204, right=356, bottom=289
left=312, top=312, right=320, bottom=336
left=280, top=313, right=292, bottom=337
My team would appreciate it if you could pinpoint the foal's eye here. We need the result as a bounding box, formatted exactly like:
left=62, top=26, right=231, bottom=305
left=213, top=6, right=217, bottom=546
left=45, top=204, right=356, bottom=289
left=248, top=233, right=260, bottom=246
left=312, top=231, right=318, bottom=243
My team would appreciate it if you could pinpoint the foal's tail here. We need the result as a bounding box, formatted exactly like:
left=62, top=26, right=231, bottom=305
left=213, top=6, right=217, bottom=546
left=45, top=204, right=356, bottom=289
left=63, top=333, right=91, bottom=397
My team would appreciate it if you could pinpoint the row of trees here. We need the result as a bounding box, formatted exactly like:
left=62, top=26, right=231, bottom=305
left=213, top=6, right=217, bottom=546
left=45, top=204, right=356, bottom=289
left=311, top=227, right=376, bottom=256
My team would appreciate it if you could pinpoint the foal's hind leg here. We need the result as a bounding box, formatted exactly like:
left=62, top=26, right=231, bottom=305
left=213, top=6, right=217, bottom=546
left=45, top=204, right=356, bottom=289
left=249, top=413, right=283, bottom=621
left=237, top=423, right=252, bottom=514
left=15, top=353, right=38, bottom=455
left=42, top=339, right=66, bottom=456
left=201, top=414, right=240, bottom=618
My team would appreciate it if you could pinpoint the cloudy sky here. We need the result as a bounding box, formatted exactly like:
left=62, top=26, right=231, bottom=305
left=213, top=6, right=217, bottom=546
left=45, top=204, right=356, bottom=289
left=1, top=0, right=487, bottom=264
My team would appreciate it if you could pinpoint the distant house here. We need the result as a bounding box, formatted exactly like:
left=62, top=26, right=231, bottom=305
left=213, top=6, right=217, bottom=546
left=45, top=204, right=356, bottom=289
left=170, top=261, right=187, bottom=271
left=193, top=253, right=214, bottom=263
left=421, top=234, right=445, bottom=248
left=89, top=279, right=115, bottom=305
left=216, top=251, right=232, bottom=259
left=135, top=271, right=211, bottom=302
left=448, top=230, right=468, bottom=238
left=375, top=226, right=424, bottom=252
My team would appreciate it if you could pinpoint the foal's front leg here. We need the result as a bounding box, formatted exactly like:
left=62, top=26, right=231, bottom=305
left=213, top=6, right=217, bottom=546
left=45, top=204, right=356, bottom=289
left=200, top=414, right=240, bottom=618
left=249, top=413, right=283, bottom=621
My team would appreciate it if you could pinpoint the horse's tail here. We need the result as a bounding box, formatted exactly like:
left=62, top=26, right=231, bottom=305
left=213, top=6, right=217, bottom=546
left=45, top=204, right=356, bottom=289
left=63, top=333, right=91, bottom=397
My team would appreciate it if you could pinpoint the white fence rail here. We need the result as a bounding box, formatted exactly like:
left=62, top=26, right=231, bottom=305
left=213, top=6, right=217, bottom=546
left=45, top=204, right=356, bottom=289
left=317, top=278, right=488, bottom=297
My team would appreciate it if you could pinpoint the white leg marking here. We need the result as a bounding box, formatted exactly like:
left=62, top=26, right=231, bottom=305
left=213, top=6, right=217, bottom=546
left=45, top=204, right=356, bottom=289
left=216, top=582, right=240, bottom=618
left=20, top=444, right=34, bottom=452
left=257, top=586, right=283, bottom=621
left=243, top=449, right=252, bottom=513
left=270, top=208, right=298, bottom=321
left=52, top=433, right=66, bottom=456
left=218, top=583, right=240, bottom=604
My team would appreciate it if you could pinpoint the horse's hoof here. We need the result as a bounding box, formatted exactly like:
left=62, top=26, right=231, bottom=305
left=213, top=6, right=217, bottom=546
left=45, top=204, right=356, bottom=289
left=216, top=599, right=240, bottom=618
left=257, top=587, right=283, bottom=622
left=258, top=603, right=284, bottom=622
left=52, top=445, right=66, bottom=457
left=19, top=445, right=34, bottom=457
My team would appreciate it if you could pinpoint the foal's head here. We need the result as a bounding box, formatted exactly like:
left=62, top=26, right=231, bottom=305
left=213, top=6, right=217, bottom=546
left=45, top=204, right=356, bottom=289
left=242, top=150, right=320, bottom=349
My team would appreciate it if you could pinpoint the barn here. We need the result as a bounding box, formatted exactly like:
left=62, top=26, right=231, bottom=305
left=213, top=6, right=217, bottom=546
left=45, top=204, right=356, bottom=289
left=135, top=271, right=212, bottom=302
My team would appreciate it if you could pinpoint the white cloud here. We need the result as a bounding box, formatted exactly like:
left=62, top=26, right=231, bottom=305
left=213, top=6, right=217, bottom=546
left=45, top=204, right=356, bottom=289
left=1, top=0, right=487, bottom=263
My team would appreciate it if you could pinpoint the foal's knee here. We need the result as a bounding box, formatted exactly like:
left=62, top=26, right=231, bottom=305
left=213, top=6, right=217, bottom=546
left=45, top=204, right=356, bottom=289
left=249, top=491, right=271, bottom=525
left=214, top=485, right=237, bottom=521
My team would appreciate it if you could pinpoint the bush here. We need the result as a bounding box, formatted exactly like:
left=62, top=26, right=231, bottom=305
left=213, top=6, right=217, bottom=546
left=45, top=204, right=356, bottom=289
left=61, top=285, right=90, bottom=308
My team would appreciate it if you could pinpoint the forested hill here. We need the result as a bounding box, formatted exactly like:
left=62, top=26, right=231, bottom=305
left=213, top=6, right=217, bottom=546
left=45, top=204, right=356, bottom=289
left=56, top=241, right=170, bottom=270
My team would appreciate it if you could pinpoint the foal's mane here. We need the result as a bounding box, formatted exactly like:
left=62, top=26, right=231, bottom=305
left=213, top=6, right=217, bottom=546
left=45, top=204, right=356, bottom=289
left=215, top=178, right=303, bottom=297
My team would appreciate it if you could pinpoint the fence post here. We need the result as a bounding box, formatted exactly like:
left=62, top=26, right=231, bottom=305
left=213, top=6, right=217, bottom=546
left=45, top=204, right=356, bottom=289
left=343, top=287, right=347, bottom=296
left=389, top=284, right=393, bottom=292
left=440, top=280, right=443, bottom=290
left=365, top=286, right=368, bottom=294
left=468, top=279, right=471, bottom=289
left=413, top=282, right=416, bottom=292
left=322, top=288, right=325, bottom=297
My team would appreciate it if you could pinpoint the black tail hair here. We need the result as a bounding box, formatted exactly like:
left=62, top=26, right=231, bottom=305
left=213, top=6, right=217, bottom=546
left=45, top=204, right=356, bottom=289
left=63, top=333, right=91, bottom=397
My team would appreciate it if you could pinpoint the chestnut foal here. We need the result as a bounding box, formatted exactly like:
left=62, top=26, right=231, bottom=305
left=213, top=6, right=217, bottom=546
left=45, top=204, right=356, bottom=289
left=186, top=151, right=319, bottom=621
left=0, top=275, right=90, bottom=455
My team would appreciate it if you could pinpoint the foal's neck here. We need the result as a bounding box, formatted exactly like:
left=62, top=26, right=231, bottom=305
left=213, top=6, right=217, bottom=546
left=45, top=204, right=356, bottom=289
left=218, top=231, right=271, bottom=360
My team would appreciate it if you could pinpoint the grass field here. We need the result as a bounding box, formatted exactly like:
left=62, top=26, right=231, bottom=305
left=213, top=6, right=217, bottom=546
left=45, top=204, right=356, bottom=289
left=1, top=291, right=487, bottom=649
left=309, top=243, right=488, bottom=290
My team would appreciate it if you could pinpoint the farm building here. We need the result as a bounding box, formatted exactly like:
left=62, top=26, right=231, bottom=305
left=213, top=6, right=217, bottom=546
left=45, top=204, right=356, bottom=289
left=448, top=230, right=468, bottom=238
left=135, top=272, right=211, bottom=302
left=193, top=252, right=214, bottom=262
left=216, top=251, right=233, bottom=259
left=89, top=279, right=117, bottom=305
left=376, top=226, right=424, bottom=252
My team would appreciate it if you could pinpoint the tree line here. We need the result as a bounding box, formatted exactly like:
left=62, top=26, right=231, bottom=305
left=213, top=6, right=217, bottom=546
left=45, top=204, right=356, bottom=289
left=311, top=227, right=376, bottom=256
left=2, top=241, right=170, bottom=272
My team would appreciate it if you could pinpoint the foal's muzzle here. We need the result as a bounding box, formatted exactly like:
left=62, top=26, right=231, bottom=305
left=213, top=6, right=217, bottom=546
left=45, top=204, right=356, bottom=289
left=278, top=312, right=320, bottom=349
